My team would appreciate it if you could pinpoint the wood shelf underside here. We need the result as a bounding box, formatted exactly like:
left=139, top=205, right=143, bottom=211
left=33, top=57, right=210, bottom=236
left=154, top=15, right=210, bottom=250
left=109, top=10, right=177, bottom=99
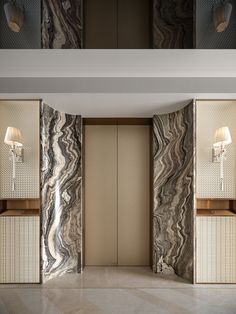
left=0, top=199, right=40, bottom=216
left=0, top=209, right=39, bottom=217
left=197, top=198, right=236, bottom=216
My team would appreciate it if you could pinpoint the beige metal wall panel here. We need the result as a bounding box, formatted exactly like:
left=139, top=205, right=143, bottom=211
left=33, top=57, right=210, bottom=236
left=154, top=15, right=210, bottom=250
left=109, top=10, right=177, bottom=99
left=196, top=216, right=236, bottom=283
left=85, top=125, right=118, bottom=265
left=117, top=125, right=150, bottom=265
left=0, top=216, right=40, bottom=283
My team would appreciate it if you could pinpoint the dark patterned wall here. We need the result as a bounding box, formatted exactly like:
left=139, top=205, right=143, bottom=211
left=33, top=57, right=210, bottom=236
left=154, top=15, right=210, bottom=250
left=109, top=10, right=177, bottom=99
left=196, top=0, right=236, bottom=48
left=41, top=103, right=82, bottom=282
left=152, top=102, right=195, bottom=282
left=42, top=0, right=83, bottom=48
left=0, top=0, right=41, bottom=48
left=153, top=0, right=194, bottom=48
left=2, top=0, right=236, bottom=49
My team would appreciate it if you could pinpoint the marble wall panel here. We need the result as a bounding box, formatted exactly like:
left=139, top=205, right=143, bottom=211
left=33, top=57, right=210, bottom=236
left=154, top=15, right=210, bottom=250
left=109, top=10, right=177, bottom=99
left=42, top=0, right=83, bottom=48
left=153, top=102, right=195, bottom=282
left=153, top=0, right=193, bottom=48
left=41, top=103, right=82, bottom=282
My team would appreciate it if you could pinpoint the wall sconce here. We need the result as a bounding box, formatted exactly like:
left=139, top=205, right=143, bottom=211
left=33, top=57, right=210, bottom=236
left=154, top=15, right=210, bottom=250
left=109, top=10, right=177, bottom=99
left=4, top=127, right=23, bottom=191
left=213, top=2, right=232, bottom=32
left=212, top=126, right=232, bottom=191
left=4, top=1, right=24, bottom=33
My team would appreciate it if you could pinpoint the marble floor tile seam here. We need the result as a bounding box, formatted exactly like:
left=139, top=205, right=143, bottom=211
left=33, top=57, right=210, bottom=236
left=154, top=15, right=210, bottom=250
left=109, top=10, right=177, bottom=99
left=1, top=285, right=236, bottom=290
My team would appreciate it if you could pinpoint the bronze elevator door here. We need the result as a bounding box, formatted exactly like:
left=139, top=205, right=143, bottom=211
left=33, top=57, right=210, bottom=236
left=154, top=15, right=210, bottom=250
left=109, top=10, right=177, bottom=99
left=85, top=125, right=150, bottom=266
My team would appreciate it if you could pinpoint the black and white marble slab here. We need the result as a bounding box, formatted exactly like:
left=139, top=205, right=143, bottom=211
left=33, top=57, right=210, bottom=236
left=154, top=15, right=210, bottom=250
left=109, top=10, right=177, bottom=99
left=40, top=103, right=82, bottom=282
left=153, top=102, right=195, bottom=282
left=153, top=0, right=193, bottom=48
left=42, top=0, right=83, bottom=48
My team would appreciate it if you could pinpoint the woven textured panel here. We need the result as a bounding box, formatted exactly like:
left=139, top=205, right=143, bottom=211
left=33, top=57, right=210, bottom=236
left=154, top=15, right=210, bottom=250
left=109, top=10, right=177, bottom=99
left=0, top=216, right=40, bottom=283
left=0, top=101, right=39, bottom=198
left=0, top=0, right=41, bottom=48
left=196, top=0, right=236, bottom=48
left=197, top=103, right=236, bottom=198
left=196, top=217, right=236, bottom=283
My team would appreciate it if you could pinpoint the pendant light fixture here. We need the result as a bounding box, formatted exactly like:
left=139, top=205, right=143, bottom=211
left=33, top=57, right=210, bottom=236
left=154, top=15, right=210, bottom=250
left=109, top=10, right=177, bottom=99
left=4, top=1, right=24, bottom=33
left=213, top=1, right=232, bottom=33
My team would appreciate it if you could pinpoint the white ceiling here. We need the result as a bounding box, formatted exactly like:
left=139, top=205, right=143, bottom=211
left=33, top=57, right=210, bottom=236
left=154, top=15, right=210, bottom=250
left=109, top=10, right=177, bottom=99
left=1, top=50, right=236, bottom=116
left=1, top=93, right=236, bottom=117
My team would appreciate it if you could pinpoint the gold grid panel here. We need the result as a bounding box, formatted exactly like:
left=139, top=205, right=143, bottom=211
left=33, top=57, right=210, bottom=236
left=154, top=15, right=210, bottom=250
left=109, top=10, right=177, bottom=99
left=0, top=216, right=40, bottom=283
left=196, top=216, right=236, bottom=283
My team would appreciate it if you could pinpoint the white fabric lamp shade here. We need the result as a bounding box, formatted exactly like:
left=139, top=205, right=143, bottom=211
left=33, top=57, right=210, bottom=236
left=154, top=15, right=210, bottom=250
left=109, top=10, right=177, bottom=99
left=4, top=127, right=23, bottom=147
left=213, top=126, right=232, bottom=147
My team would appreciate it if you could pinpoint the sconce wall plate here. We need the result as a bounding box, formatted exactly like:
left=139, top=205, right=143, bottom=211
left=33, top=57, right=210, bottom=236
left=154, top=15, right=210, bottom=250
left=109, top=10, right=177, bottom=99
left=9, top=147, right=23, bottom=163
left=212, top=147, right=226, bottom=163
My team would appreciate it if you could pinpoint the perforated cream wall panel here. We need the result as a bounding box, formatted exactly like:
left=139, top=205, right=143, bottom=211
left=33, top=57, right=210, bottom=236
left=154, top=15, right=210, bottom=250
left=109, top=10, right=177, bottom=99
left=196, top=102, right=236, bottom=198
left=0, top=216, right=40, bottom=283
left=0, top=101, right=40, bottom=198
left=196, top=216, right=236, bottom=283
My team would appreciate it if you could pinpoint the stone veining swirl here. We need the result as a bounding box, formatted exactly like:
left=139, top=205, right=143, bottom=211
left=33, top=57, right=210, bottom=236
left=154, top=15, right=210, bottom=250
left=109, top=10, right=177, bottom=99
left=41, top=103, right=82, bottom=281
left=42, top=0, right=83, bottom=48
left=153, top=102, right=194, bottom=282
left=153, top=0, right=193, bottom=48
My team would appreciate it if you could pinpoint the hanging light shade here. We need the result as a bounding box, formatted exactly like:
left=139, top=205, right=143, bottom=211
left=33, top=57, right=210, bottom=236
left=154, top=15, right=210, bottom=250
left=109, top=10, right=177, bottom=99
left=4, top=127, right=23, bottom=147
left=213, top=126, right=232, bottom=147
left=4, top=2, right=24, bottom=33
left=213, top=2, right=232, bottom=33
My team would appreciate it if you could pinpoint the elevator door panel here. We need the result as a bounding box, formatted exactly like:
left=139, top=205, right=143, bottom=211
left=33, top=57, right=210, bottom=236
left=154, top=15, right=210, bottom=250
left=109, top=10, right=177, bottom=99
left=118, top=125, right=150, bottom=265
left=85, top=125, right=118, bottom=265
left=85, top=124, right=150, bottom=266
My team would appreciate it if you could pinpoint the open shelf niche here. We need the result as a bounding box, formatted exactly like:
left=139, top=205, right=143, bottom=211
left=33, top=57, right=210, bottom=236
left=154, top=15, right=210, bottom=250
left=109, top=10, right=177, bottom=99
left=197, top=198, right=236, bottom=216
left=0, top=199, right=40, bottom=216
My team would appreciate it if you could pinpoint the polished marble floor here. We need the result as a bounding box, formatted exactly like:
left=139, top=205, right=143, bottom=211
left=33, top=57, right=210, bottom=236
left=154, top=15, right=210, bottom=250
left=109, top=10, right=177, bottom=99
left=0, top=267, right=236, bottom=314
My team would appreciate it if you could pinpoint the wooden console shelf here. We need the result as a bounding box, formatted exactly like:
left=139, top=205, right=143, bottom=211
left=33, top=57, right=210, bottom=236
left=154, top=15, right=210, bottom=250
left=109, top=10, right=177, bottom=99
left=0, top=209, right=39, bottom=216
left=197, top=198, right=236, bottom=216
left=0, top=199, right=40, bottom=216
